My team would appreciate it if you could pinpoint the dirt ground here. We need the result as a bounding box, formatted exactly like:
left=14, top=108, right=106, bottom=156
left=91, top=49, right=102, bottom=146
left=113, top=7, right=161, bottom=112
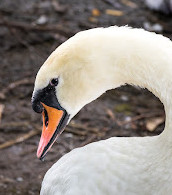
left=0, top=0, right=171, bottom=194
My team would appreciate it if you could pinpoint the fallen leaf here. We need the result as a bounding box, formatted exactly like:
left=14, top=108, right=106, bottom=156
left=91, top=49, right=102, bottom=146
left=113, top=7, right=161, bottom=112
left=105, top=9, right=123, bottom=16
left=88, top=17, right=98, bottom=23
left=121, top=0, right=137, bottom=8
left=92, top=9, right=101, bottom=17
left=52, top=0, right=67, bottom=13
left=0, top=104, right=4, bottom=124
left=146, top=117, right=164, bottom=131
left=114, top=103, right=132, bottom=114
left=106, top=109, right=115, bottom=120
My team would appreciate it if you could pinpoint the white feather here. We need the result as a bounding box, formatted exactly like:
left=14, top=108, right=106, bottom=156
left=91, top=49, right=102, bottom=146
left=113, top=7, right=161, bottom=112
left=33, top=26, right=172, bottom=195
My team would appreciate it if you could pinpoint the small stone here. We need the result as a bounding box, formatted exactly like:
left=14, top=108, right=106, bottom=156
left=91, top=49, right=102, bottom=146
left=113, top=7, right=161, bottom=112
left=36, top=15, right=48, bottom=25
left=120, top=95, right=129, bottom=101
left=144, top=22, right=163, bottom=32
left=16, top=177, right=23, bottom=182
left=65, top=133, right=73, bottom=138
left=125, top=116, right=132, bottom=122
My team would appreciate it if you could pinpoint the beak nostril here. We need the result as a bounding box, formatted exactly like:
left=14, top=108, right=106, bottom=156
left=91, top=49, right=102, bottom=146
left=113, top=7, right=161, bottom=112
left=44, top=109, right=49, bottom=127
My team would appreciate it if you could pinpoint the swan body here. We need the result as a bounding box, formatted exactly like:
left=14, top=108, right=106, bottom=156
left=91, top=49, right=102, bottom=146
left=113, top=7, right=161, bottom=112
left=41, top=137, right=172, bottom=195
left=32, top=26, right=172, bottom=195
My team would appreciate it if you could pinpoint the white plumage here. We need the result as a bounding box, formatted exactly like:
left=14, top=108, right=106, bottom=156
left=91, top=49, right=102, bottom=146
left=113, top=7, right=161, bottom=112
left=33, top=26, right=172, bottom=195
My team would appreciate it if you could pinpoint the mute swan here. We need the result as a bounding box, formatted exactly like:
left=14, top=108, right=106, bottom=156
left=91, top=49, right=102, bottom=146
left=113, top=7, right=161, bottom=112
left=32, top=26, right=172, bottom=195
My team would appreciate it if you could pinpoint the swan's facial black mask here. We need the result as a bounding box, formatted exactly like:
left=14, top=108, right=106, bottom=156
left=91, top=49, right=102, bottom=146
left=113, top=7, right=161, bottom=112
left=32, top=80, right=69, bottom=160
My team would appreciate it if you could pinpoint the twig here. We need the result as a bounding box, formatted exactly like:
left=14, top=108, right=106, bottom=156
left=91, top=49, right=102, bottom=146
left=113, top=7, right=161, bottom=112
left=0, top=20, right=75, bottom=38
left=60, top=141, right=75, bottom=152
left=65, top=127, right=86, bottom=136
left=0, top=121, right=104, bottom=150
left=105, top=9, right=124, bottom=16
left=79, top=135, right=97, bottom=147
left=0, top=121, right=99, bottom=136
left=121, top=0, right=137, bottom=8
left=0, top=127, right=41, bottom=150
left=69, top=122, right=100, bottom=134
left=0, top=104, right=4, bottom=124
left=119, top=112, right=164, bottom=126
left=0, top=78, right=34, bottom=100
left=0, top=120, right=100, bottom=137
left=52, top=0, right=67, bottom=13
left=102, top=0, right=121, bottom=8
left=0, top=121, right=32, bottom=132
left=20, top=147, right=37, bottom=156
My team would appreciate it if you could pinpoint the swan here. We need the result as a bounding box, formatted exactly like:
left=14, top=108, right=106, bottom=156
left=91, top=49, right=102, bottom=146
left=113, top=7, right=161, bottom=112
left=32, top=26, right=172, bottom=195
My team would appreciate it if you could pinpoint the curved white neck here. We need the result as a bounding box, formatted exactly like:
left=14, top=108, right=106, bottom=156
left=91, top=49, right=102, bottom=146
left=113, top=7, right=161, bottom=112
left=78, top=28, right=172, bottom=139
left=111, top=36, right=172, bottom=139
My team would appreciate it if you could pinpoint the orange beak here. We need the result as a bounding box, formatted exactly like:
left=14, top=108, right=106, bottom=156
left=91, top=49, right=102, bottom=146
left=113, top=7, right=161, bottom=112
left=37, top=103, right=64, bottom=159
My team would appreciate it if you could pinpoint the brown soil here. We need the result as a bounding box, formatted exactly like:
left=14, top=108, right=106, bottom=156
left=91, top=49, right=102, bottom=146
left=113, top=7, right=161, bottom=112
left=0, top=0, right=171, bottom=194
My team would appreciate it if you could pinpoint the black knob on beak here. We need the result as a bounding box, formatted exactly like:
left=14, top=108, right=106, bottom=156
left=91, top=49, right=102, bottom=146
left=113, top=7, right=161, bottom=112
left=32, top=83, right=65, bottom=113
left=32, top=91, right=43, bottom=113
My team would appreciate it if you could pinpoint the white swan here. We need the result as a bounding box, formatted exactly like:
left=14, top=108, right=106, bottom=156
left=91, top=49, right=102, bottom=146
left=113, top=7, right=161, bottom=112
left=32, top=26, right=172, bottom=195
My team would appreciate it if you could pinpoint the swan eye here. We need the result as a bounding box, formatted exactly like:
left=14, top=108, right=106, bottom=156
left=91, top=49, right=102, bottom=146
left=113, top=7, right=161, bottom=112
left=50, top=78, right=58, bottom=86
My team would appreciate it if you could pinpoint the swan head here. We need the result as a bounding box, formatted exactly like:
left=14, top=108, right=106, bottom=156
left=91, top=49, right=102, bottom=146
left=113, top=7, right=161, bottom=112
left=32, top=26, right=172, bottom=160
left=32, top=30, right=113, bottom=160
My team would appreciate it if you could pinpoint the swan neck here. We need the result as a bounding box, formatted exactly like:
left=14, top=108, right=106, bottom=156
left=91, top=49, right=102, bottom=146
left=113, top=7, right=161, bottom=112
left=109, top=47, right=172, bottom=138
left=88, top=29, right=172, bottom=138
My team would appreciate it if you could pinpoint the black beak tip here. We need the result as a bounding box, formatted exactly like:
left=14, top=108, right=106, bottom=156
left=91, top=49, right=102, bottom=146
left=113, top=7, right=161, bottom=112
left=39, top=148, right=48, bottom=161
left=39, top=155, right=46, bottom=161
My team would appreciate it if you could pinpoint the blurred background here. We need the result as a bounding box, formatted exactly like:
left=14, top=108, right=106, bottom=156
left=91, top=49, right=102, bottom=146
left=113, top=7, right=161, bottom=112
left=0, top=0, right=171, bottom=194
